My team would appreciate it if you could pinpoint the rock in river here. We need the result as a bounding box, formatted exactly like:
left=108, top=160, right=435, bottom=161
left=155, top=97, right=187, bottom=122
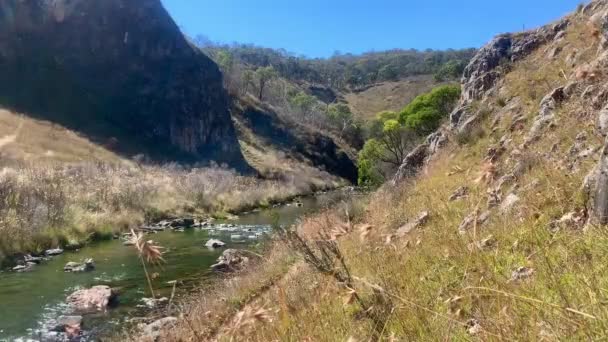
left=66, top=285, right=117, bottom=313
left=45, top=248, right=64, bottom=256
left=205, top=239, right=226, bottom=248
left=64, top=259, right=95, bottom=273
left=211, top=249, right=252, bottom=272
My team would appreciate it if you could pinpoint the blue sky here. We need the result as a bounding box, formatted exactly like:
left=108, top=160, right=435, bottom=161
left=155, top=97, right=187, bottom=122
left=161, top=0, right=583, bottom=58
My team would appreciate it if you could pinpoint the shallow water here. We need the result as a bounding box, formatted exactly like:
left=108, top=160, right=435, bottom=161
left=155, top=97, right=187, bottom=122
left=0, top=190, right=351, bottom=341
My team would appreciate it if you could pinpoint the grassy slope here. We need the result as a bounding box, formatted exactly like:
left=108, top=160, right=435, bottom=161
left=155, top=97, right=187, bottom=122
left=343, top=75, right=448, bottom=120
left=155, top=8, right=608, bottom=341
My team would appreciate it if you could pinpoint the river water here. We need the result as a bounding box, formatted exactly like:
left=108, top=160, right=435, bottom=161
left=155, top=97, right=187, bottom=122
left=0, top=190, right=351, bottom=341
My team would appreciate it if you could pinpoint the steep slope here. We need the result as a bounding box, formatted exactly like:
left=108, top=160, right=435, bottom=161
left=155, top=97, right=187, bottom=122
left=0, top=0, right=246, bottom=168
left=232, top=97, right=358, bottom=183
left=152, top=2, right=608, bottom=341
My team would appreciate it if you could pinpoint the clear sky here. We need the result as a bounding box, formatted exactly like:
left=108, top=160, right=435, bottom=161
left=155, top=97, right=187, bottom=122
left=161, top=0, right=583, bottom=58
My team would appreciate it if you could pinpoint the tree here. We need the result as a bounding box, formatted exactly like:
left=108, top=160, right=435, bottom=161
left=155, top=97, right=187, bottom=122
left=399, top=85, right=460, bottom=134
left=241, top=69, right=254, bottom=95
left=290, top=92, right=317, bottom=118
left=255, top=66, right=277, bottom=101
left=434, top=60, right=466, bottom=81
left=327, top=104, right=355, bottom=137
left=357, top=119, right=416, bottom=186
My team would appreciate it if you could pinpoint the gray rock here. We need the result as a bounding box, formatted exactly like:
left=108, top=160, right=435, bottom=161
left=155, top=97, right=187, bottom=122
left=397, top=211, right=430, bottom=236
left=458, top=211, right=491, bottom=234
left=524, top=87, right=565, bottom=146
left=510, top=266, right=535, bottom=281
left=66, top=285, right=116, bottom=313
left=500, top=193, right=520, bottom=213
left=205, top=239, right=226, bottom=248
left=449, top=186, right=469, bottom=201
left=64, top=259, right=95, bottom=272
left=140, top=297, right=168, bottom=309
left=391, top=143, right=429, bottom=184
left=45, top=248, right=64, bottom=256
left=211, top=249, right=252, bottom=272
left=599, top=105, right=608, bottom=136
left=12, top=262, right=36, bottom=272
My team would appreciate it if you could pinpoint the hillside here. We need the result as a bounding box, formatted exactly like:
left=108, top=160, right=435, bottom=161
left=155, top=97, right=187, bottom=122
left=201, top=43, right=475, bottom=121
left=0, top=0, right=245, bottom=167
left=150, top=1, right=608, bottom=340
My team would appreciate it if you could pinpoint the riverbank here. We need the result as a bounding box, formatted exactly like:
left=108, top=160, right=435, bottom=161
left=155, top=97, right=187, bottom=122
left=0, top=161, right=346, bottom=267
left=0, top=190, right=352, bottom=340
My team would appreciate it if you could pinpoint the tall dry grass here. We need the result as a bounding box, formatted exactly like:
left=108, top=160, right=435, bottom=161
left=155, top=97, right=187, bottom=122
left=0, top=161, right=341, bottom=264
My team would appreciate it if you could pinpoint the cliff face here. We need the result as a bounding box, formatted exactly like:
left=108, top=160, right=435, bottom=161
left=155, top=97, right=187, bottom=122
left=0, top=0, right=246, bottom=167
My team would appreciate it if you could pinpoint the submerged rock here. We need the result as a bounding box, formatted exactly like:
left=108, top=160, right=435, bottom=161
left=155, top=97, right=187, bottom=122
left=66, top=285, right=116, bottom=313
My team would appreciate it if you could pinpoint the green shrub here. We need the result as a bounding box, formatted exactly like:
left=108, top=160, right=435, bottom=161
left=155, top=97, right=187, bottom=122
left=399, top=85, right=461, bottom=134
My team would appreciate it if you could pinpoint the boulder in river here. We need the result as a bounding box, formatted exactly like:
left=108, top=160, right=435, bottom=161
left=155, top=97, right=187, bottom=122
left=12, top=262, right=36, bottom=272
left=64, top=259, right=95, bottom=273
left=170, top=218, right=194, bottom=228
left=205, top=239, right=226, bottom=248
left=45, top=248, right=64, bottom=256
left=66, top=285, right=117, bottom=313
left=211, top=249, right=252, bottom=272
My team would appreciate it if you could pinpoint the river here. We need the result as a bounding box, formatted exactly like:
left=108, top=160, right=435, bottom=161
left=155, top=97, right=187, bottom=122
left=0, top=189, right=354, bottom=341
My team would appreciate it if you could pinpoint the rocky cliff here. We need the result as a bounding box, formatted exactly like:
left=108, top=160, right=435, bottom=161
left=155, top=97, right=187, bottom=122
left=0, top=0, right=246, bottom=167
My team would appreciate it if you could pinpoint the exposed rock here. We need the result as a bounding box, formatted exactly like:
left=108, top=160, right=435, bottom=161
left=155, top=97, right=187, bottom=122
left=391, top=143, right=429, bottom=184
left=142, top=317, right=177, bottom=341
left=170, top=218, right=194, bottom=228
left=458, top=211, right=491, bottom=234
left=66, top=285, right=117, bottom=313
left=45, top=248, right=64, bottom=256
left=510, top=266, right=535, bottom=281
left=64, top=259, right=95, bottom=273
left=500, top=193, right=520, bottom=213
left=140, top=297, right=169, bottom=309
left=24, top=254, right=45, bottom=264
left=205, top=239, right=226, bottom=248
left=13, top=262, right=36, bottom=273
left=486, top=189, right=502, bottom=208
left=599, top=105, right=608, bottom=136
left=524, top=87, right=565, bottom=146
left=210, top=249, right=252, bottom=272
left=586, top=137, right=608, bottom=225
left=397, top=211, right=430, bottom=236
left=466, top=318, right=483, bottom=335
left=0, top=0, right=248, bottom=168
left=449, top=186, right=469, bottom=201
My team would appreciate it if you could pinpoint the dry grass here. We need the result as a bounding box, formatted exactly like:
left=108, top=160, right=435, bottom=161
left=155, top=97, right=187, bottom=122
left=0, top=161, right=342, bottom=264
left=137, top=8, right=608, bottom=341
left=344, top=75, right=448, bottom=120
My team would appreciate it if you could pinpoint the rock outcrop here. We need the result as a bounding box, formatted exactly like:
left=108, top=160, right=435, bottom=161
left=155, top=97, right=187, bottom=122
left=0, top=0, right=247, bottom=168
left=392, top=11, right=571, bottom=184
